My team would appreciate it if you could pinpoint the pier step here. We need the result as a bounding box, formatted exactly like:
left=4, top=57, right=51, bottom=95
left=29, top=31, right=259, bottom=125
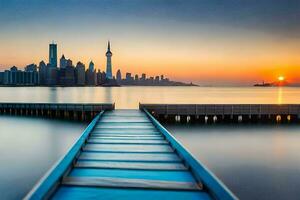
left=87, top=138, right=169, bottom=145
left=89, top=135, right=164, bottom=140
left=100, top=118, right=150, bottom=122
left=90, top=134, right=163, bottom=139
left=62, top=176, right=202, bottom=191
left=83, top=143, right=174, bottom=153
left=52, top=187, right=211, bottom=200
left=75, top=161, right=188, bottom=171
left=92, top=129, right=160, bottom=134
left=78, top=152, right=181, bottom=162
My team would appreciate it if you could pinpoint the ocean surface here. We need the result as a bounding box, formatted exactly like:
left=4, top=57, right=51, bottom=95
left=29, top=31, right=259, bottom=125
left=0, top=86, right=300, bottom=199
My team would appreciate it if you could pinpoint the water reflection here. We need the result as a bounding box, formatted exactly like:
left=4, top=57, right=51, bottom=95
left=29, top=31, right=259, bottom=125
left=0, top=116, right=86, bottom=199
left=0, top=87, right=300, bottom=108
left=104, top=87, right=113, bottom=103
left=277, top=87, right=283, bottom=104
left=165, top=124, right=300, bottom=200
left=49, top=87, right=58, bottom=102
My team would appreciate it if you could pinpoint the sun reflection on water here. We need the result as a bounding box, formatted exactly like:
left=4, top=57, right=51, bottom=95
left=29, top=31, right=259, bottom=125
left=277, top=87, right=283, bottom=104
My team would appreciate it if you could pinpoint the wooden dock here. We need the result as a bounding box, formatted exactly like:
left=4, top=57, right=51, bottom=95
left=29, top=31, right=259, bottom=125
left=140, top=104, right=300, bottom=123
left=25, top=109, right=236, bottom=200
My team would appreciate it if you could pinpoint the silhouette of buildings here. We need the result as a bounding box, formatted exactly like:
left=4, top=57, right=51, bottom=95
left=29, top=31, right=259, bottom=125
left=0, top=41, right=195, bottom=87
left=0, top=65, right=39, bottom=85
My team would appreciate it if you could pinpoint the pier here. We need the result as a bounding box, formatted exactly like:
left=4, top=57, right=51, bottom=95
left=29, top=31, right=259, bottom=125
left=140, top=104, right=300, bottom=123
left=0, top=103, right=114, bottom=121
left=25, top=109, right=236, bottom=200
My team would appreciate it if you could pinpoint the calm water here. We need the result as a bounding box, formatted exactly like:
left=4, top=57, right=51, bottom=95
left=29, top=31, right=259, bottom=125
left=0, top=86, right=300, bottom=199
left=165, top=124, right=300, bottom=200
left=0, top=86, right=300, bottom=108
left=0, top=116, right=86, bottom=199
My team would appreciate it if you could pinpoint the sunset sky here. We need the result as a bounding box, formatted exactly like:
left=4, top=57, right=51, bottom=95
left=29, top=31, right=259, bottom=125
left=0, top=0, right=299, bottom=85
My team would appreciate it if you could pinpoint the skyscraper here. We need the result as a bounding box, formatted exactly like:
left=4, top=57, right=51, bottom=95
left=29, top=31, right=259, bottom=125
left=49, top=43, right=57, bottom=68
left=60, top=54, right=67, bottom=69
left=89, top=61, right=95, bottom=72
left=116, top=69, right=122, bottom=83
left=38, top=61, right=47, bottom=85
left=105, top=41, right=113, bottom=79
left=75, top=62, right=85, bottom=85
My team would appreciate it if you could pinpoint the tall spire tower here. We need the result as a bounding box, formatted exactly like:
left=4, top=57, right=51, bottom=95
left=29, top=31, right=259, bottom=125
left=105, top=41, right=113, bottom=79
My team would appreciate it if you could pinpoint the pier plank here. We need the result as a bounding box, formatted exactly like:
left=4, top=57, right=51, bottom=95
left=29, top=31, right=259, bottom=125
left=52, top=187, right=212, bottom=200
left=75, top=161, right=187, bottom=171
left=78, top=152, right=181, bottom=162
left=83, top=143, right=173, bottom=153
left=62, top=176, right=202, bottom=191
left=87, top=138, right=168, bottom=145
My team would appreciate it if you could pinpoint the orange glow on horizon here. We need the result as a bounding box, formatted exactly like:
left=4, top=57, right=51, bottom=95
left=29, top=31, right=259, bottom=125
left=0, top=33, right=300, bottom=85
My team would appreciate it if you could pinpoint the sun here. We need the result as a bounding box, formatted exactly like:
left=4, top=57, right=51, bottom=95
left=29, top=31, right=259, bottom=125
left=278, top=76, right=285, bottom=81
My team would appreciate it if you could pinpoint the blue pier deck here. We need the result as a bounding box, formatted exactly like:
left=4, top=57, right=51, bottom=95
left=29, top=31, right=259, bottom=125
left=26, top=109, right=236, bottom=200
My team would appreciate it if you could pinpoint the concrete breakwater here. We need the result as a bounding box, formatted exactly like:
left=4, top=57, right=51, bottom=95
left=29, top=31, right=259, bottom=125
left=0, top=103, right=114, bottom=121
left=2, top=103, right=300, bottom=123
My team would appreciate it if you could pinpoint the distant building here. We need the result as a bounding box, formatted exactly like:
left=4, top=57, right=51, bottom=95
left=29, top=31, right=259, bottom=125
left=25, top=64, right=37, bottom=72
left=89, top=61, right=95, bottom=72
left=141, top=73, right=146, bottom=82
left=2, top=66, right=38, bottom=85
left=60, top=55, right=67, bottom=69
left=97, top=70, right=106, bottom=85
left=124, top=72, right=134, bottom=84
left=10, top=66, right=20, bottom=84
left=101, top=71, right=106, bottom=84
left=135, top=74, right=139, bottom=81
left=66, top=59, right=72, bottom=67
left=149, top=77, right=154, bottom=84
left=38, top=61, right=47, bottom=85
left=155, top=76, right=160, bottom=84
left=46, top=64, right=57, bottom=85
left=49, top=43, right=57, bottom=68
left=24, top=64, right=39, bottom=84
left=86, top=62, right=97, bottom=86
left=75, top=62, right=85, bottom=85
left=126, top=72, right=132, bottom=80
left=116, top=69, right=122, bottom=83
left=0, top=72, right=3, bottom=84
left=64, top=66, right=76, bottom=85
left=105, top=41, right=113, bottom=79
left=3, top=70, right=10, bottom=84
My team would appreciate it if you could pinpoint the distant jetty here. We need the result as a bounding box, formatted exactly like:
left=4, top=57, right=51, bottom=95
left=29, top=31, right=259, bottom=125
left=254, top=81, right=272, bottom=87
left=254, top=80, right=289, bottom=87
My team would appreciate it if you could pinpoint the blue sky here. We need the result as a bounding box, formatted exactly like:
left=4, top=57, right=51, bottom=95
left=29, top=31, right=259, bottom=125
left=1, top=0, right=299, bottom=34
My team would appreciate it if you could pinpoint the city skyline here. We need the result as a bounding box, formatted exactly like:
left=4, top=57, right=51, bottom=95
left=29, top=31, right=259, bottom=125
left=0, top=0, right=300, bottom=85
left=0, top=41, right=192, bottom=87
